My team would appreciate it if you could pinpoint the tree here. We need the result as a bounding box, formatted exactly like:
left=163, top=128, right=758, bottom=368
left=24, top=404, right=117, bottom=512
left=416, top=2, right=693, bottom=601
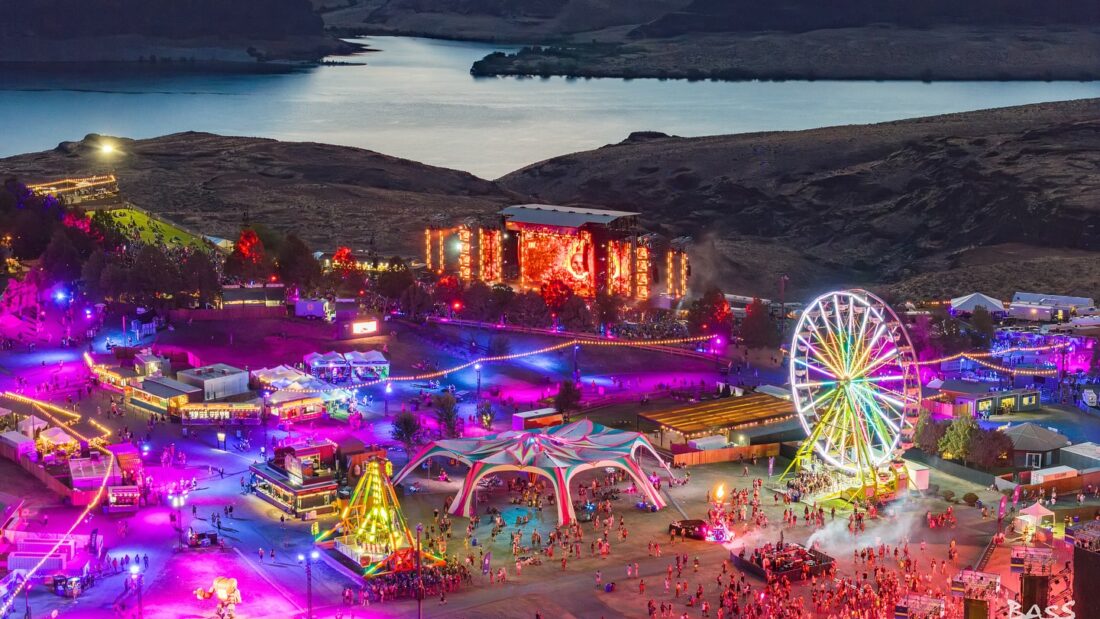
left=558, top=296, right=594, bottom=332
left=967, top=427, right=1014, bottom=469
left=180, top=251, right=221, bottom=306
left=929, top=307, right=969, bottom=356
left=913, top=410, right=947, bottom=455
left=540, top=278, right=573, bottom=313
left=969, top=306, right=996, bottom=347
left=433, top=275, right=463, bottom=305
left=89, top=209, right=126, bottom=250
left=490, top=283, right=515, bottom=318
left=376, top=267, right=414, bottom=299
left=508, top=290, right=551, bottom=327
left=686, top=286, right=732, bottom=336
left=459, top=281, right=495, bottom=322
left=554, top=380, right=582, bottom=421
left=594, top=293, right=624, bottom=327
left=399, top=284, right=433, bottom=319
left=432, top=393, right=459, bottom=438
left=128, top=244, right=181, bottom=304
left=477, top=400, right=494, bottom=430
left=330, top=245, right=357, bottom=275
left=391, top=411, right=422, bottom=456
left=740, top=297, right=780, bottom=349
left=938, top=416, right=978, bottom=461
left=81, top=250, right=109, bottom=300
left=276, top=234, right=321, bottom=291
left=223, top=228, right=272, bottom=282
left=40, top=229, right=82, bottom=283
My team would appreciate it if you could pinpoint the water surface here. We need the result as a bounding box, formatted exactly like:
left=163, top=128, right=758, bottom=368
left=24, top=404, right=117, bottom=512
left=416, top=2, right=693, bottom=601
left=1, top=36, right=1097, bottom=178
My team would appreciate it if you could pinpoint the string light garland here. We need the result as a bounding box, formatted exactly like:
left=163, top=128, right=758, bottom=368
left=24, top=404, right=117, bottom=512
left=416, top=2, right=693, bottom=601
left=261, top=334, right=714, bottom=394
left=0, top=393, right=115, bottom=615
left=913, top=341, right=1069, bottom=367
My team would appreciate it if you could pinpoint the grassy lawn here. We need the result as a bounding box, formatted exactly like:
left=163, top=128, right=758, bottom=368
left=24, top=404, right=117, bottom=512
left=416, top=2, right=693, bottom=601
left=94, top=208, right=206, bottom=248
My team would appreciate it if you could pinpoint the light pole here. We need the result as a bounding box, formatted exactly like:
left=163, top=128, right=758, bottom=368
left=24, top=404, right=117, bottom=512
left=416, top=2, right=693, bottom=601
left=297, top=550, right=319, bottom=619
left=171, top=493, right=186, bottom=550
left=415, top=523, right=424, bottom=619
left=129, top=565, right=143, bottom=619
left=474, top=363, right=482, bottom=402
left=384, top=382, right=392, bottom=414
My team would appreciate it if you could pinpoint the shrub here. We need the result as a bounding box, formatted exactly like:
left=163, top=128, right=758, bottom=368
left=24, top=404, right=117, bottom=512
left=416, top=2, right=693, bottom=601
left=942, top=490, right=955, bottom=503
left=962, top=492, right=979, bottom=506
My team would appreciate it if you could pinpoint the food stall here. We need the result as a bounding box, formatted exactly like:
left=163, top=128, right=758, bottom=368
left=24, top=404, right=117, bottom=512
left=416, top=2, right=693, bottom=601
left=180, top=400, right=263, bottom=426
left=106, top=485, right=142, bottom=512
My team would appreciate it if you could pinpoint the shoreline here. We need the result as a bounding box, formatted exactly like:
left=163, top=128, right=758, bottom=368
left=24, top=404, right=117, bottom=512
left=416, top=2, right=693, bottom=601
left=468, top=27, right=1100, bottom=83
left=0, top=35, right=368, bottom=72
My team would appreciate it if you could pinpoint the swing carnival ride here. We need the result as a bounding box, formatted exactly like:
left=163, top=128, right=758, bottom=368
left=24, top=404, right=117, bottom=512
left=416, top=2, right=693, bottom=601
left=784, top=290, right=921, bottom=502
left=318, top=457, right=443, bottom=577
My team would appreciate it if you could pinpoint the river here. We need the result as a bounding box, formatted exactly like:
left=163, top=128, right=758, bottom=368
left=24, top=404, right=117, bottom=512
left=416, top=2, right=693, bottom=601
left=1, top=36, right=1098, bottom=178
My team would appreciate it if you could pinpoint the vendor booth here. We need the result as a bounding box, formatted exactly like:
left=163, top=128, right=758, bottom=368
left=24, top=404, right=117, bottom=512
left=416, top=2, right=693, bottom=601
left=37, top=427, right=78, bottom=455
left=304, top=351, right=349, bottom=382
left=0, top=407, right=15, bottom=432
left=249, top=439, right=339, bottom=516
left=180, top=400, right=263, bottom=426
left=344, top=350, right=389, bottom=380
left=0, top=431, right=36, bottom=461
left=267, top=391, right=325, bottom=424
left=106, top=485, right=141, bottom=513
left=17, top=415, right=48, bottom=439
left=130, top=377, right=201, bottom=416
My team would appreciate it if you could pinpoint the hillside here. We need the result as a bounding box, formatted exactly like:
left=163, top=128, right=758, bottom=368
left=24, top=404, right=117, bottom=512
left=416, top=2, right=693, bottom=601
left=3, top=100, right=1100, bottom=301
left=318, top=0, right=689, bottom=41
left=0, top=0, right=351, bottom=64
left=0, top=133, right=523, bottom=254
left=498, top=99, right=1100, bottom=299
left=631, top=0, right=1100, bottom=38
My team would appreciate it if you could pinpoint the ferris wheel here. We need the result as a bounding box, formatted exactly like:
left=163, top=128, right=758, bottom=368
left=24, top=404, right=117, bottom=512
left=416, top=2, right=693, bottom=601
left=788, top=290, right=920, bottom=480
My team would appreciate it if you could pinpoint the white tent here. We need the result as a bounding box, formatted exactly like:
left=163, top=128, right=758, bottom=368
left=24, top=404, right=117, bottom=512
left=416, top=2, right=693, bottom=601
left=304, top=351, right=346, bottom=369
left=343, top=350, right=390, bottom=378
left=17, top=415, right=48, bottom=438
left=39, top=426, right=77, bottom=447
left=1017, top=501, right=1055, bottom=526
left=951, top=292, right=1005, bottom=314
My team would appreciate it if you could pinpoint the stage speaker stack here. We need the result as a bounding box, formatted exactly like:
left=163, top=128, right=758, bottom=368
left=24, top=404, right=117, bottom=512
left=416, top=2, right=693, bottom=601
left=1020, top=573, right=1050, bottom=610
left=1075, top=544, right=1100, bottom=611
left=962, top=598, right=988, bottom=619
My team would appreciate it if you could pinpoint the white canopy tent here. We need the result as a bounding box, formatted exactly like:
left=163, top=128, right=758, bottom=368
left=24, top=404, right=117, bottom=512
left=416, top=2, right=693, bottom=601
left=343, top=350, right=390, bottom=379
left=1017, top=501, right=1055, bottom=527
left=17, top=415, right=48, bottom=438
left=951, top=292, right=1005, bottom=314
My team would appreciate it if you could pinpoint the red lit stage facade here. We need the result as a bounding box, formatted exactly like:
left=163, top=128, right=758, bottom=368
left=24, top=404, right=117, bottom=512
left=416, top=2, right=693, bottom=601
left=425, top=205, right=689, bottom=302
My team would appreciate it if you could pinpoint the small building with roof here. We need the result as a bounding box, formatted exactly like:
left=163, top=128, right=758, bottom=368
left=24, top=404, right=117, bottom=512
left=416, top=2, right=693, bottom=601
left=1001, top=422, right=1071, bottom=469
left=130, top=376, right=201, bottom=416
left=176, top=363, right=250, bottom=400
left=923, top=379, right=1040, bottom=418
left=1009, top=292, right=1096, bottom=323
left=249, top=439, right=340, bottom=517
left=639, top=392, right=797, bottom=448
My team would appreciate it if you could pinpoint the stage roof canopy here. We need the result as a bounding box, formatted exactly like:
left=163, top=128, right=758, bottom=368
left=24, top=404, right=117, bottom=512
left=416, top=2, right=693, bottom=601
left=501, top=204, right=639, bottom=228
left=639, top=393, right=796, bottom=438
left=394, top=419, right=668, bottom=525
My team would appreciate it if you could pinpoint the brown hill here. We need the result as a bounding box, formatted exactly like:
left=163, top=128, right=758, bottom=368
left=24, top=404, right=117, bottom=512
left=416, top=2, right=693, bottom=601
left=0, top=132, right=523, bottom=255
left=498, top=99, right=1100, bottom=299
